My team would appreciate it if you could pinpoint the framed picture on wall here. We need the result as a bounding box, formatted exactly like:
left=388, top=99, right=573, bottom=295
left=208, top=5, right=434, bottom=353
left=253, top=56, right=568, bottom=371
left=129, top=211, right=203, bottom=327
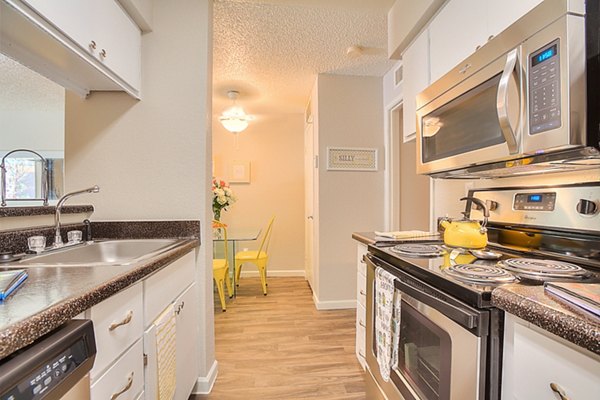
left=228, top=160, right=251, bottom=183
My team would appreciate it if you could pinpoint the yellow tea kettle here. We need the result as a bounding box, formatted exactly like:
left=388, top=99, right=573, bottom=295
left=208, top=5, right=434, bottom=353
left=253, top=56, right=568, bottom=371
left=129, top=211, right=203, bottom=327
left=439, top=197, right=489, bottom=249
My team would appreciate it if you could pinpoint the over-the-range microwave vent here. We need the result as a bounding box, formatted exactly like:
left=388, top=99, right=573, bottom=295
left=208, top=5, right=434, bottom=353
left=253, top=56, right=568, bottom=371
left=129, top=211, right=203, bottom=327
left=430, top=147, right=600, bottom=179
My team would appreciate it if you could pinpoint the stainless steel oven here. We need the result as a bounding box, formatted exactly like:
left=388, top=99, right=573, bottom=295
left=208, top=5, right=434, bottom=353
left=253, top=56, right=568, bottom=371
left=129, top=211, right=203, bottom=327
left=416, top=0, right=600, bottom=178
left=363, top=182, right=600, bottom=400
left=364, top=254, right=499, bottom=400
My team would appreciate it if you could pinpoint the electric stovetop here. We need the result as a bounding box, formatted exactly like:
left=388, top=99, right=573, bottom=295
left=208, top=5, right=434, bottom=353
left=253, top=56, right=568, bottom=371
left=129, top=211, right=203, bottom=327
left=368, top=240, right=600, bottom=309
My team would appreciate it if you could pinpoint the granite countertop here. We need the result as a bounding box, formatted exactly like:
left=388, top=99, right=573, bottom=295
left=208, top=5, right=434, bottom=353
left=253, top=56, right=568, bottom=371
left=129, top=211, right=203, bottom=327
left=0, top=220, right=201, bottom=360
left=492, top=285, right=600, bottom=355
left=352, top=232, right=379, bottom=245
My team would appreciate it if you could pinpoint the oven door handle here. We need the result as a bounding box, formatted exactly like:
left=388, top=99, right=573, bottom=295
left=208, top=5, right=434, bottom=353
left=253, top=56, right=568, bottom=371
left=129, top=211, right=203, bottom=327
left=497, top=47, right=520, bottom=155
left=394, top=278, right=478, bottom=329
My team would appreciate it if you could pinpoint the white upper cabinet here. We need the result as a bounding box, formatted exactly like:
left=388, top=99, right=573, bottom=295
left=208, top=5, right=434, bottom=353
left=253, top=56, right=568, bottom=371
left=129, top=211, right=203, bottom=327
left=2, top=0, right=141, bottom=98
left=429, top=0, right=488, bottom=83
left=486, top=0, right=543, bottom=41
left=429, top=0, right=544, bottom=84
left=402, top=29, right=429, bottom=141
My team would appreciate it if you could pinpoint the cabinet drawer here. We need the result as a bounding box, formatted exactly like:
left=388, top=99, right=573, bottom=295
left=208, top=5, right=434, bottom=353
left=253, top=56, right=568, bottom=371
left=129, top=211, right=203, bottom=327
left=509, top=321, right=600, bottom=400
left=90, top=282, right=143, bottom=380
left=91, top=338, right=144, bottom=400
left=144, top=251, right=195, bottom=326
left=357, top=272, right=366, bottom=308
left=355, top=320, right=366, bottom=369
left=356, top=302, right=366, bottom=328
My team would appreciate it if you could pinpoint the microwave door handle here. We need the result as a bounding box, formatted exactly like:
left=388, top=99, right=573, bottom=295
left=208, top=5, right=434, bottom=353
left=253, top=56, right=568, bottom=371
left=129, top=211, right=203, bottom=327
left=497, top=48, right=520, bottom=154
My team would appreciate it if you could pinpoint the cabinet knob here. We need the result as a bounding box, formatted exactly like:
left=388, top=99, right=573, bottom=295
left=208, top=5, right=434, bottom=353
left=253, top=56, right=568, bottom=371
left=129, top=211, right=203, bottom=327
left=110, top=372, right=134, bottom=400
left=89, top=40, right=97, bottom=50
left=549, top=383, right=570, bottom=400
left=100, top=49, right=107, bottom=58
left=359, top=290, right=366, bottom=296
left=488, top=34, right=495, bottom=42
left=576, top=199, right=598, bottom=215
left=358, top=320, right=366, bottom=328
left=108, top=310, right=133, bottom=331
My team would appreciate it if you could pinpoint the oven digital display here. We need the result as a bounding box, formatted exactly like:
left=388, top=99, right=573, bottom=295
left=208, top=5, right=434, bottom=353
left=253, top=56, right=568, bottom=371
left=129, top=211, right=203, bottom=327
left=532, top=44, right=557, bottom=66
left=514, top=192, right=556, bottom=211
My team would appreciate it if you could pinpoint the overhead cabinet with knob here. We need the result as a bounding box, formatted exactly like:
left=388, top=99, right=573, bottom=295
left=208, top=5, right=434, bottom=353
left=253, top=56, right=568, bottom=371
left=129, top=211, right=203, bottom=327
left=428, top=0, right=543, bottom=83
left=0, top=0, right=142, bottom=98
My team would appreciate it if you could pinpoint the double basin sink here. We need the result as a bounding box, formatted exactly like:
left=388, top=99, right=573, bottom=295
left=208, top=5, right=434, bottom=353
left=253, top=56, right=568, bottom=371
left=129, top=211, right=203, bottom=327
left=13, top=239, right=183, bottom=267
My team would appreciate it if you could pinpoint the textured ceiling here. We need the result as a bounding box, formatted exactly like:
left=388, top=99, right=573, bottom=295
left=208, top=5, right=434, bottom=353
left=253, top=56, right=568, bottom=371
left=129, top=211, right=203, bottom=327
left=0, top=53, right=64, bottom=113
left=213, top=0, right=395, bottom=116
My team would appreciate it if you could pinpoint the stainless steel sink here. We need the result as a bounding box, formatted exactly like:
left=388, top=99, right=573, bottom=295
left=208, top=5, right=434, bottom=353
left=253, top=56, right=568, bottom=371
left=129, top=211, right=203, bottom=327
left=17, top=239, right=182, bottom=266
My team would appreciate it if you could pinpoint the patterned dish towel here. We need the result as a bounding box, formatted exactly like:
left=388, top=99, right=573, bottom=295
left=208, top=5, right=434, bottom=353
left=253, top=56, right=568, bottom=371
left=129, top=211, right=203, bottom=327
left=375, top=267, right=401, bottom=382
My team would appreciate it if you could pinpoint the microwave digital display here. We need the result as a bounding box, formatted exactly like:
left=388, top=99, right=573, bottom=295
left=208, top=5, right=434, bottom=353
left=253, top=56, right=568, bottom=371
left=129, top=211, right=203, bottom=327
left=532, top=44, right=557, bottom=66
left=528, top=194, right=542, bottom=202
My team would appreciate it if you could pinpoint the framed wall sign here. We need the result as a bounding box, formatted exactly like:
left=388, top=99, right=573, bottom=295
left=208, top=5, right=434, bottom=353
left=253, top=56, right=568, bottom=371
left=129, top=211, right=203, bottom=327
left=228, top=160, right=251, bottom=183
left=326, top=147, right=378, bottom=171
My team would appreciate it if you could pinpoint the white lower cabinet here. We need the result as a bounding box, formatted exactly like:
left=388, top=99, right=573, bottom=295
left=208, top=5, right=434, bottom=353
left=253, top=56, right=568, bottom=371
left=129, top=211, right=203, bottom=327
left=142, top=251, right=198, bottom=400
left=502, top=314, right=600, bottom=400
left=91, top=339, right=144, bottom=400
left=85, top=250, right=198, bottom=399
left=355, top=242, right=368, bottom=369
left=174, top=283, right=199, bottom=400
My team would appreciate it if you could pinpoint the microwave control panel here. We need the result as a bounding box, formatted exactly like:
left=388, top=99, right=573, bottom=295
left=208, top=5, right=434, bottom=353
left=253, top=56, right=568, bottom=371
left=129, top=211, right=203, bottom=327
left=513, top=192, right=556, bottom=211
left=529, top=39, right=561, bottom=135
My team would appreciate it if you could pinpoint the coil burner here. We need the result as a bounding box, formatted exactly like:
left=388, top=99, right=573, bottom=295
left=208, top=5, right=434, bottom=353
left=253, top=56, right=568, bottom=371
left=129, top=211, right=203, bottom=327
left=391, top=243, right=446, bottom=257
left=443, top=264, right=517, bottom=285
left=500, top=258, right=591, bottom=282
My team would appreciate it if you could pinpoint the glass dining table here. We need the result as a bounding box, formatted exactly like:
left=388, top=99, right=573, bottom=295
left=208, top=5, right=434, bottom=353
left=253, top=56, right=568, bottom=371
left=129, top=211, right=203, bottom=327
left=213, top=227, right=261, bottom=296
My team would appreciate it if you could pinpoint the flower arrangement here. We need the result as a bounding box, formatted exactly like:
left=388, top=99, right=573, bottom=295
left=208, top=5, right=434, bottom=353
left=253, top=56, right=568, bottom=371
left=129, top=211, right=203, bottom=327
left=212, top=178, right=236, bottom=221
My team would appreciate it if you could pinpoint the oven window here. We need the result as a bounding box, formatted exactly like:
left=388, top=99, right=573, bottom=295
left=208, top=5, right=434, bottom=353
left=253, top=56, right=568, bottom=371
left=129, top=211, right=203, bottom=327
left=393, top=300, right=452, bottom=400
left=422, top=73, right=505, bottom=163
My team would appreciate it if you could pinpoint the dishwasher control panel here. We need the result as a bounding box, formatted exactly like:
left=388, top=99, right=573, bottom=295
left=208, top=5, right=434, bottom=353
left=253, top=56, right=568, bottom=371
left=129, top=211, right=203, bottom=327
left=0, top=320, right=96, bottom=400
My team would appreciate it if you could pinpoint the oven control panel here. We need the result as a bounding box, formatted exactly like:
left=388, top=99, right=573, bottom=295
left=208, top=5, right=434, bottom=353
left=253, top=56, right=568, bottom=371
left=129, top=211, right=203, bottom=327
left=513, top=192, right=556, bottom=211
left=469, top=185, right=600, bottom=232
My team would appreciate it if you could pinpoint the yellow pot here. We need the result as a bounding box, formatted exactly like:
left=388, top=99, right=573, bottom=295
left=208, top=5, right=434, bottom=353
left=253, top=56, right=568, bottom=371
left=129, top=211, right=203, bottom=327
left=440, top=219, right=488, bottom=249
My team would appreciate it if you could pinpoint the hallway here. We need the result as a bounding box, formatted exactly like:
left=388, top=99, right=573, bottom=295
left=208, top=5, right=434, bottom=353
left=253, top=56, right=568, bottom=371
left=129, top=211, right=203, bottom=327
left=193, top=277, right=366, bottom=399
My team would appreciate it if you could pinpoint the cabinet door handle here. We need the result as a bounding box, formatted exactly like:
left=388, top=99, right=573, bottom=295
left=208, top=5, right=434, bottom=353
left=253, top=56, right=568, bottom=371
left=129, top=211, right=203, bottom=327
left=110, top=372, right=134, bottom=400
left=358, top=351, right=365, bottom=359
left=89, top=40, right=96, bottom=50
left=100, top=49, right=107, bottom=58
left=359, top=290, right=366, bottom=296
left=549, top=383, right=570, bottom=400
left=358, top=320, right=366, bottom=328
left=109, top=310, right=133, bottom=331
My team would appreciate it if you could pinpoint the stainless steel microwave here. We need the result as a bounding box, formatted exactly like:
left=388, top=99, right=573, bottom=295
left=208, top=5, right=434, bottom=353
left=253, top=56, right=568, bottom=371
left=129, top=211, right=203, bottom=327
left=416, top=0, right=600, bottom=178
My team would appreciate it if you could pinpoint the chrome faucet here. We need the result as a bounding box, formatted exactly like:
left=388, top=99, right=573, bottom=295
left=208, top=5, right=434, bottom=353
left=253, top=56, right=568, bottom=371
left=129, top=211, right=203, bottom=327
left=54, top=185, right=100, bottom=248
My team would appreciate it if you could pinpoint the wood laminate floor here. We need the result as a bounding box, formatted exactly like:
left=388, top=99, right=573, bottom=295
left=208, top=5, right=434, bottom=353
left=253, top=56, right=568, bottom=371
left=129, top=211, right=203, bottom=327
left=192, top=276, right=366, bottom=400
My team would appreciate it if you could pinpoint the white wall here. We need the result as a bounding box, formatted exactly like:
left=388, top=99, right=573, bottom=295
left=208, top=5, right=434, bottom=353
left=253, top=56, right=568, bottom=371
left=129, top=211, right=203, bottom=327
left=212, top=113, right=305, bottom=275
left=65, top=0, right=215, bottom=392
left=314, top=74, right=384, bottom=307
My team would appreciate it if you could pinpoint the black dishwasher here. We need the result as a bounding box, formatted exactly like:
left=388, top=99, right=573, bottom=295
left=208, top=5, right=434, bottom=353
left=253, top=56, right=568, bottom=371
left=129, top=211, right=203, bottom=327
left=0, top=320, right=96, bottom=400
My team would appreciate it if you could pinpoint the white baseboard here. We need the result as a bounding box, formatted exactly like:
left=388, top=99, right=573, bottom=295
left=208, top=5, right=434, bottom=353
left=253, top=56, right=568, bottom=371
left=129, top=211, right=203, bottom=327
left=192, top=360, right=218, bottom=394
left=312, top=293, right=357, bottom=310
left=239, top=269, right=305, bottom=278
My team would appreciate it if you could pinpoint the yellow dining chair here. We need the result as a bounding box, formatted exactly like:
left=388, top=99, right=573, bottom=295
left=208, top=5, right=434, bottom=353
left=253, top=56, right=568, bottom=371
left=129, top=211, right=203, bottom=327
left=234, top=216, right=275, bottom=295
left=213, top=220, right=233, bottom=311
